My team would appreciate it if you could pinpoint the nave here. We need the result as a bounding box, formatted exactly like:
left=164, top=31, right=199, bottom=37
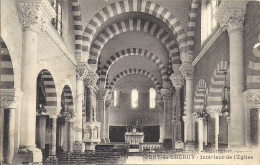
left=1, top=0, right=260, bottom=164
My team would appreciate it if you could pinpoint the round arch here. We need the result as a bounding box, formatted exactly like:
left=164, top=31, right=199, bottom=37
left=0, top=38, right=14, bottom=89
left=81, top=0, right=186, bottom=60
left=194, top=79, right=208, bottom=112
left=88, top=19, right=180, bottom=69
left=107, top=68, right=161, bottom=94
left=207, top=60, right=229, bottom=107
left=99, top=48, right=168, bottom=88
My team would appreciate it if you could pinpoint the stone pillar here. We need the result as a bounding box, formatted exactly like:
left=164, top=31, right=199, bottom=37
left=74, top=63, right=88, bottom=151
left=243, top=89, right=260, bottom=148
left=204, top=121, right=208, bottom=146
left=84, top=72, right=99, bottom=122
left=198, top=118, right=204, bottom=151
left=19, top=0, right=55, bottom=163
left=215, top=1, right=248, bottom=148
left=170, top=72, right=184, bottom=149
left=105, top=100, right=112, bottom=143
left=182, top=116, right=187, bottom=143
left=67, top=118, right=75, bottom=153
left=161, top=88, right=174, bottom=141
left=36, top=116, right=46, bottom=150
left=207, top=106, right=222, bottom=150
left=0, top=89, right=23, bottom=164
left=97, top=89, right=108, bottom=143
left=47, top=117, right=57, bottom=161
left=157, top=100, right=164, bottom=142
left=180, top=62, right=195, bottom=149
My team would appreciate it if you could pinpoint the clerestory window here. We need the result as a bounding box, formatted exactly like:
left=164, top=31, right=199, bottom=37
left=131, top=88, right=138, bottom=109
left=149, top=88, right=156, bottom=109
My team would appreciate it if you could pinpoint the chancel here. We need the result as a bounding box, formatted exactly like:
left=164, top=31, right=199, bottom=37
left=0, top=0, right=260, bottom=164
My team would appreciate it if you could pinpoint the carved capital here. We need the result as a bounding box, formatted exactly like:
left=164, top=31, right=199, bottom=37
left=170, top=73, right=184, bottom=88
left=179, top=63, right=194, bottom=80
left=97, top=89, right=109, bottom=100
left=0, top=89, right=23, bottom=109
left=214, top=1, right=247, bottom=33
left=161, top=88, right=174, bottom=100
left=84, top=72, right=99, bottom=87
left=45, top=106, right=59, bottom=117
left=243, top=89, right=260, bottom=107
left=20, top=0, right=55, bottom=32
left=76, top=63, right=89, bottom=80
left=156, top=100, right=164, bottom=108
left=206, top=105, right=222, bottom=117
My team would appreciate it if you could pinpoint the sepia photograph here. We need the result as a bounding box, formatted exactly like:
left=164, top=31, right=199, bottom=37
left=0, top=0, right=259, bottom=164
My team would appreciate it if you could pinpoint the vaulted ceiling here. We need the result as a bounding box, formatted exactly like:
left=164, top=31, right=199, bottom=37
left=79, top=0, right=192, bottom=93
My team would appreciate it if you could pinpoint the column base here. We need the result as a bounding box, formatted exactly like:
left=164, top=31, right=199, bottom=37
left=105, top=138, right=110, bottom=143
left=184, top=141, right=195, bottom=150
left=15, top=147, right=42, bottom=164
left=175, top=141, right=184, bottom=150
left=46, top=155, right=57, bottom=162
left=73, top=142, right=85, bottom=152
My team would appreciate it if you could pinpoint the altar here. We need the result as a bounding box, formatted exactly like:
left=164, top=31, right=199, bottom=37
left=125, top=131, right=144, bottom=145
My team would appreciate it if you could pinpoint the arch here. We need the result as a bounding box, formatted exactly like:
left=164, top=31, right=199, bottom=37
left=194, top=79, right=208, bottom=112
left=107, top=69, right=161, bottom=94
left=187, top=0, right=200, bottom=55
left=38, top=70, right=58, bottom=111
left=99, top=48, right=168, bottom=88
left=88, top=19, right=180, bottom=69
left=247, top=43, right=260, bottom=89
left=61, top=85, right=74, bottom=109
left=82, top=0, right=186, bottom=59
left=207, top=61, right=229, bottom=106
left=0, top=38, right=14, bottom=89
left=70, top=0, right=83, bottom=58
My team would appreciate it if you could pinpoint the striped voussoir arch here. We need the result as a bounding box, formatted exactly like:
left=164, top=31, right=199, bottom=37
left=88, top=18, right=180, bottom=68
left=207, top=61, right=229, bottom=107
left=70, top=0, right=83, bottom=58
left=62, top=85, right=74, bottom=111
left=99, top=48, right=168, bottom=87
left=194, top=79, right=207, bottom=112
left=41, top=70, right=57, bottom=109
left=247, top=47, right=260, bottom=89
left=107, top=69, right=161, bottom=94
left=82, top=0, right=186, bottom=57
left=187, top=0, right=200, bottom=55
left=0, top=39, right=14, bottom=89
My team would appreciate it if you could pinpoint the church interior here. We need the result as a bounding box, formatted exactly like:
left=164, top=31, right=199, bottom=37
left=0, top=0, right=260, bottom=164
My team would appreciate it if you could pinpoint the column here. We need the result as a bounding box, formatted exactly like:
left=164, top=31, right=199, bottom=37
left=157, top=100, right=164, bottom=142
left=182, top=116, right=187, bottom=143
left=160, top=88, right=174, bottom=142
left=206, top=106, right=222, bottom=150
left=84, top=72, right=99, bottom=122
left=0, top=89, right=23, bottom=164
left=47, top=117, right=57, bottom=161
left=97, top=89, right=108, bottom=143
left=19, top=0, right=55, bottom=162
left=243, top=89, right=260, bottom=149
left=180, top=62, right=195, bottom=149
left=215, top=1, right=248, bottom=148
left=67, top=118, right=75, bottom=153
left=170, top=71, right=184, bottom=149
left=204, top=121, right=208, bottom=146
left=105, top=100, right=112, bottom=143
left=74, top=63, right=88, bottom=151
left=198, top=118, right=204, bottom=151
left=36, top=116, right=46, bottom=150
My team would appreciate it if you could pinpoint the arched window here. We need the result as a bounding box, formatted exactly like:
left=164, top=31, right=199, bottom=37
left=149, top=88, right=156, bottom=109
left=52, top=0, right=62, bottom=35
left=113, top=90, right=118, bottom=106
left=131, top=88, right=138, bottom=109
left=201, top=0, right=220, bottom=44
